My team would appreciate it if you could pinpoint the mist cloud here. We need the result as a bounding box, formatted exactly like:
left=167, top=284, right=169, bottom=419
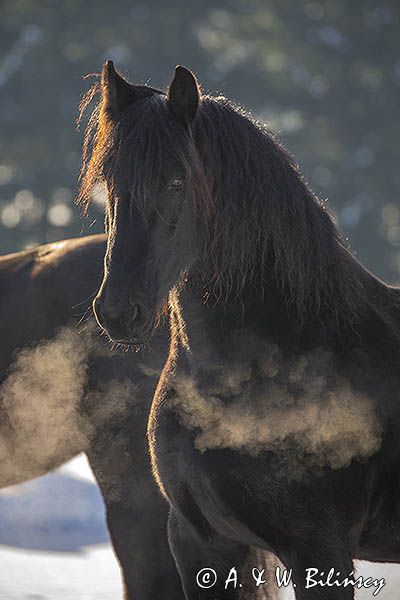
left=169, top=343, right=382, bottom=478
left=0, top=326, right=138, bottom=489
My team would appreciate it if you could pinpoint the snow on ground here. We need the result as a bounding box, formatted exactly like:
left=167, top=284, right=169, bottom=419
left=0, top=455, right=122, bottom=599
left=0, top=454, right=399, bottom=599
left=0, top=546, right=122, bottom=600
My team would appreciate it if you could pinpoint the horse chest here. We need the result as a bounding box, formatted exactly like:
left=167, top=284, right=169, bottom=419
left=154, top=351, right=382, bottom=479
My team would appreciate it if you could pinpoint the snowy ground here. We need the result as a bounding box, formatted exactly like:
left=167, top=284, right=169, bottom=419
left=0, top=455, right=122, bottom=600
left=0, top=455, right=399, bottom=599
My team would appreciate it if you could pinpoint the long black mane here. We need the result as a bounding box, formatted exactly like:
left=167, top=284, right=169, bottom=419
left=78, top=83, right=397, bottom=329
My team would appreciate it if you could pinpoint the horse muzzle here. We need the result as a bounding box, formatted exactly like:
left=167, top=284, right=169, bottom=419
left=93, top=294, right=155, bottom=345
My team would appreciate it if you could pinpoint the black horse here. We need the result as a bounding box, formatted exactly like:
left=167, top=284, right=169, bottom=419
left=80, top=62, right=399, bottom=599
left=0, top=234, right=183, bottom=599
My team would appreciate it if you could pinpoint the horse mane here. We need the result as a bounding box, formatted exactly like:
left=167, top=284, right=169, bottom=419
left=78, top=82, right=377, bottom=327
left=194, top=97, right=372, bottom=325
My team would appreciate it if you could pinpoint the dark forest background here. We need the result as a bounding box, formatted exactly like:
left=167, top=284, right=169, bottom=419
left=1, top=0, right=399, bottom=282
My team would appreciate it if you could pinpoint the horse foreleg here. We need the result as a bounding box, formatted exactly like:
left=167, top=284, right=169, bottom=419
left=86, top=425, right=183, bottom=599
left=276, top=543, right=355, bottom=600
left=168, top=508, right=284, bottom=600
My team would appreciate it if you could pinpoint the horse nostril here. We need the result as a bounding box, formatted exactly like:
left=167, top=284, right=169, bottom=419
left=127, top=302, right=146, bottom=330
left=131, top=303, right=140, bottom=323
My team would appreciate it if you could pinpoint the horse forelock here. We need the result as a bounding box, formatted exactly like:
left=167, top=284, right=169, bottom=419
left=78, top=88, right=208, bottom=215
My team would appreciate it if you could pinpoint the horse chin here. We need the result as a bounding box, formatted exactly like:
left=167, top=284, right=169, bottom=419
left=98, top=313, right=157, bottom=347
left=105, top=330, right=153, bottom=347
left=126, top=318, right=157, bottom=347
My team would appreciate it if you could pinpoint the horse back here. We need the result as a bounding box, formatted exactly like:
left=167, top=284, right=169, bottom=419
left=0, top=235, right=106, bottom=373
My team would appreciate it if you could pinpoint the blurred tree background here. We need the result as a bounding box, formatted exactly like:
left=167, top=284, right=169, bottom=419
left=0, top=0, right=399, bottom=281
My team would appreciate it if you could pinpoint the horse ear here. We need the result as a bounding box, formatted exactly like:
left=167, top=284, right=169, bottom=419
left=168, top=65, right=200, bottom=124
left=101, top=60, right=138, bottom=117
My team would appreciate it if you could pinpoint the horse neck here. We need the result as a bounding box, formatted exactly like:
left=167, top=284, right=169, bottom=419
left=179, top=254, right=400, bottom=366
left=179, top=275, right=327, bottom=361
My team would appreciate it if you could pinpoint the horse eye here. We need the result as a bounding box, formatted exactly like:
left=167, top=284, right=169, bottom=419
left=168, top=178, right=185, bottom=192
